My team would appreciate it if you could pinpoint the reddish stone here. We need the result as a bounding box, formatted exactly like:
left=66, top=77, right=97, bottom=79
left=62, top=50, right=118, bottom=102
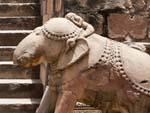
left=108, top=13, right=148, bottom=39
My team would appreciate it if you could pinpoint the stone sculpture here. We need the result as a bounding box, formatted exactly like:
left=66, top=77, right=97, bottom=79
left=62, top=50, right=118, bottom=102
left=13, top=13, right=150, bottom=113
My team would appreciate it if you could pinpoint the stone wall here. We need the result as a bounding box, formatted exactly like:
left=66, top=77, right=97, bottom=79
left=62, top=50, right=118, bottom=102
left=64, top=0, right=150, bottom=42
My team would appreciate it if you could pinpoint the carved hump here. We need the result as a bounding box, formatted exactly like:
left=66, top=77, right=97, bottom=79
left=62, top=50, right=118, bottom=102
left=41, top=18, right=83, bottom=40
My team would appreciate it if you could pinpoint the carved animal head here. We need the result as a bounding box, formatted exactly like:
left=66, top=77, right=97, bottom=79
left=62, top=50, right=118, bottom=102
left=13, top=18, right=89, bottom=69
left=13, top=27, right=46, bottom=67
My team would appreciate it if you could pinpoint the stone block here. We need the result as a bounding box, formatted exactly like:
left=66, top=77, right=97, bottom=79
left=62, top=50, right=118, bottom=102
left=0, top=98, right=40, bottom=113
left=0, top=79, right=43, bottom=98
left=73, top=110, right=101, bottom=113
left=0, top=0, right=39, bottom=3
left=0, top=3, right=40, bottom=16
left=0, top=30, right=32, bottom=46
left=0, top=46, right=15, bottom=61
left=0, top=17, right=42, bottom=30
left=0, top=61, right=39, bottom=79
left=108, top=13, right=148, bottom=39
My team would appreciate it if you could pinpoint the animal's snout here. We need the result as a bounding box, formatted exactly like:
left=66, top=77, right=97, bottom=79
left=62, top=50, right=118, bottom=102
left=13, top=57, right=22, bottom=65
left=16, top=58, right=23, bottom=65
left=15, top=56, right=29, bottom=65
left=13, top=53, right=27, bottom=65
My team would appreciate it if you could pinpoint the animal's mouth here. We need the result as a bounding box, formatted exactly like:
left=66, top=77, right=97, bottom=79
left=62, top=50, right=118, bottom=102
left=13, top=54, right=44, bottom=68
left=14, top=57, right=31, bottom=67
left=13, top=53, right=33, bottom=67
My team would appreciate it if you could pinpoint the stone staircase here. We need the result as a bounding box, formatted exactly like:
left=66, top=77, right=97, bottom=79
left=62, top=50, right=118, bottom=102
left=0, top=0, right=42, bottom=113
left=0, top=1, right=102, bottom=113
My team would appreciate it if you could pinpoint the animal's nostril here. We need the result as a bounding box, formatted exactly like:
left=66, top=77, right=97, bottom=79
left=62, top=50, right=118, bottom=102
left=16, top=56, right=29, bottom=65
left=17, top=57, right=26, bottom=64
left=16, top=58, right=22, bottom=64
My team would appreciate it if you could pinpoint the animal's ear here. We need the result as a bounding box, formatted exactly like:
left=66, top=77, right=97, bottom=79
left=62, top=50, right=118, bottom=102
left=57, top=38, right=89, bottom=70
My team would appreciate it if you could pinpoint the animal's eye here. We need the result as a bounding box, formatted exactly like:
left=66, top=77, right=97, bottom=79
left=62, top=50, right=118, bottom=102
left=36, top=31, right=40, bottom=35
left=34, top=29, right=41, bottom=36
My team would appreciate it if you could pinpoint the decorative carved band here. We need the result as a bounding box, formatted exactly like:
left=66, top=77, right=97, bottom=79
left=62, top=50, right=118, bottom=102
left=42, top=26, right=83, bottom=40
left=95, top=39, right=150, bottom=96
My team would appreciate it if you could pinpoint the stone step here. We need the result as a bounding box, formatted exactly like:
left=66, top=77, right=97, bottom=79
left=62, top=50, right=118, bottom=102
left=0, top=0, right=39, bottom=3
left=73, top=110, right=101, bottom=113
left=0, top=79, right=42, bottom=98
left=0, top=16, right=41, bottom=30
left=0, top=46, right=15, bottom=61
left=0, top=99, right=101, bottom=113
left=0, top=3, right=40, bottom=16
left=0, top=30, right=32, bottom=46
left=0, top=61, right=39, bottom=79
left=0, top=98, right=40, bottom=113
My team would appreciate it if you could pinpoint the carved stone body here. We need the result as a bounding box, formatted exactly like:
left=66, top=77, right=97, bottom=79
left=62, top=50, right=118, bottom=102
left=13, top=16, right=150, bottom=113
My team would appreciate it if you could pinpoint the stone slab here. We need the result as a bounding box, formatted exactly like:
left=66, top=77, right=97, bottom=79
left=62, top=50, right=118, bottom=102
left=0, top=46, right=15, bottom=61
left=0, top=79, right=43, bottom=98
left=0, top=17, right=42, bottom=30
left=0, top=98, right=40, bottom=113
left=108, top=13, right=148, bottom=39
left=0, top=98, right=101, bottom=113
left=0, top=0, right=39, bottom=3
left=0, top=3, right=40, bottom=16
left=0, top=30, right=32, bottom=46
left=0, top=61, right=39, bottom=79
